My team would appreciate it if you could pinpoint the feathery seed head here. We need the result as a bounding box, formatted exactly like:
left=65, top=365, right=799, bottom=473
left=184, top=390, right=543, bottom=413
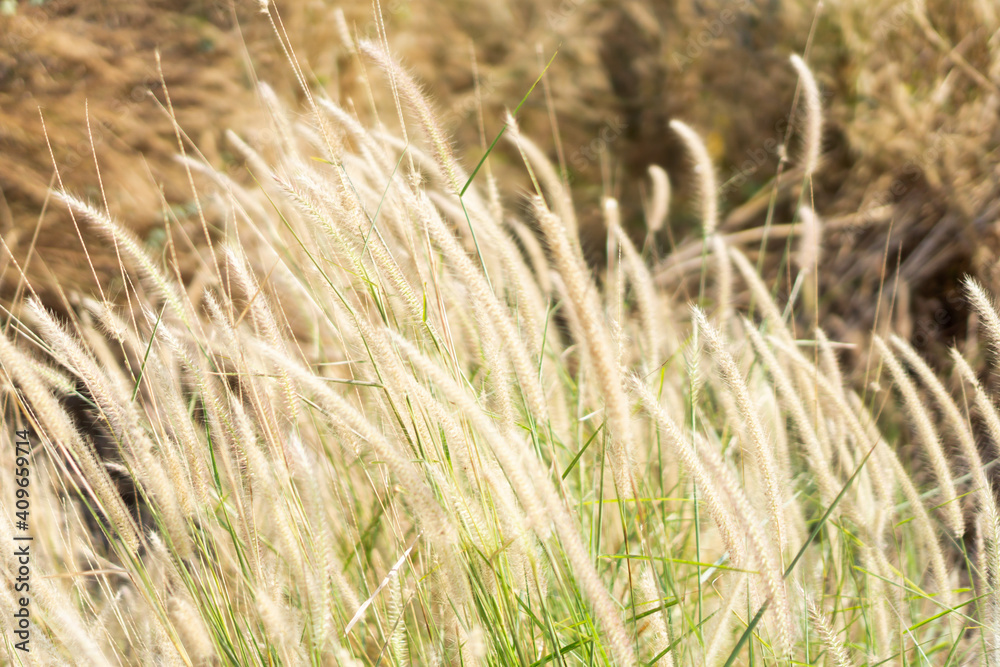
left=789, top=54, right=824, bottom=178
left=669, top=120, right=718, bottom=236
left=646, top=164, right=671, bottom=233
left=795, top=205, right=822, bottom=274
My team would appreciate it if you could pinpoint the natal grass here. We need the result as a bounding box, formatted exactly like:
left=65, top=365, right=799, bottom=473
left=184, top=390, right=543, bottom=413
left=2, top=10, right=999, bottom=667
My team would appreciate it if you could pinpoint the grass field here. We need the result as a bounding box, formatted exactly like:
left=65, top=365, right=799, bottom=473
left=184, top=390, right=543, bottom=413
left=2, top=1, right=1000, bottom=665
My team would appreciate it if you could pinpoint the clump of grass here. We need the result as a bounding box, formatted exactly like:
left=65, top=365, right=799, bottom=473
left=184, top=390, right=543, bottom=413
left=2, top=24, right=999, bottom=667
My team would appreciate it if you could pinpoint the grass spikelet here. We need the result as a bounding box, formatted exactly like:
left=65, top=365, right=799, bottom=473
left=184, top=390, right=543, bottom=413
left=503, top=127, right=578, bottom=240
left=892, top=335, right=991, bottom=506
left=744, top=318, right=839, bottom=505
left=508, top=216, right=555, bottom=297
left=874, top=335, right=963, bottom=538
left=387, top=335, right=531, bottom=540
left=631, top=377, right=746, bottom=568
left=0, top=330, right=142, bottom=554
left=256, top=583, right=306, bottom=665
left=703, top=572, right=749, bottom=666
left=360, top=40, right=465, bottom=195
left=696, top=426, right=793, bottom=657
left=789, top=54, right=824, bottom=178
left=669, top=120, right=718, bottom=236
left=646, top=164, right=671, bottom=234
left=635, top=564, right=674, bottom=667
left=603, top=196, right=624, bottom=320
left=692, top=307, right=787, bottom=552
left=613, top=222, right=664, bottom=368
left=8, top=18, right=1000, bottom=663
left=225, top=128, right=276, bottom=181
left=795, top=205, right=822, bottom=276
left=388, top=332, right=638, bottom=667
left=772, top=334, right=894, bottom=510
left=408, top=185, right=551, bottom=428
left=966, top=276, right=1000, bottom=368
left=728, top=246, right=793, bottom=342
left=334, top=7, right=355, bottom=56
left=711, top=234, right=732, bottom=322
left=950, top=348, right=1000, bottom=657
left=804, top=590, right=852, bottom=667
left=815, top=328, right=845, bottom=394
left=882, top=442, right=955, bottom=609
left=168, top=595, right=214, bottom=665
left=260, top=338, right=461, bottom=554
left=55, top=192, right=190, bottom=325
left=31, top=300, right=193, bottom=557
left=224, top=245, right=301, bottom=424
left=530, top=194, right=637, bottom=498
left=387, top=567, right=409, bottom=665
left=951, top=348, right=1000, bottom=463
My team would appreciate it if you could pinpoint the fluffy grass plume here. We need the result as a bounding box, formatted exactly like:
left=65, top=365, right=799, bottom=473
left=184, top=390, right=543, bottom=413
left=2, top=15, right=1000, bottom=667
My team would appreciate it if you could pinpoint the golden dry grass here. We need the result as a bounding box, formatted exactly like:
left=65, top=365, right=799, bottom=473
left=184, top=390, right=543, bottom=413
left=1, top=2, right=1000, bottom=665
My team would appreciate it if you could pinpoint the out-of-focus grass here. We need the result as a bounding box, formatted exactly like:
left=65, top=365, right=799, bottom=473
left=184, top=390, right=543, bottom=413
left=1, top=2, right=999, bottom=665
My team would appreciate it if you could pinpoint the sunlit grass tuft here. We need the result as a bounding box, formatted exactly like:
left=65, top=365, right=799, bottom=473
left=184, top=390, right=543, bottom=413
left=1, top=23, right=998, bottom=667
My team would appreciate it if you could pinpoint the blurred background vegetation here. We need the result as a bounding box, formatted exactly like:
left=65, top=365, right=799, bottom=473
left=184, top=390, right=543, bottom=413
left=1, top=0, right=998, bottom=380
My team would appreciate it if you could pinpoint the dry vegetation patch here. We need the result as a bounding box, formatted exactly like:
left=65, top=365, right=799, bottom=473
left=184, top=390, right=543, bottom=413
left=1, top=2, right=1000, bottom=665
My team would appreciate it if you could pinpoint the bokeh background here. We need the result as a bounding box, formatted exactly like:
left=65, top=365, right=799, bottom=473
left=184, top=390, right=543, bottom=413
left=2, top=0, right=998, bottom=379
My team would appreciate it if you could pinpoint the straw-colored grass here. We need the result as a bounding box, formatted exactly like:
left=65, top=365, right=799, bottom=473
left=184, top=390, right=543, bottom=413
left=2, top=12, right=1000, bottom=667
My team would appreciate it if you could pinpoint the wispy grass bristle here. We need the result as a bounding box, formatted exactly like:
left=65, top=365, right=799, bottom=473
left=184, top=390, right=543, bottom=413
left=1, top=21, right=994, bottom=666
left=789, top=53, right=824, bottom=179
